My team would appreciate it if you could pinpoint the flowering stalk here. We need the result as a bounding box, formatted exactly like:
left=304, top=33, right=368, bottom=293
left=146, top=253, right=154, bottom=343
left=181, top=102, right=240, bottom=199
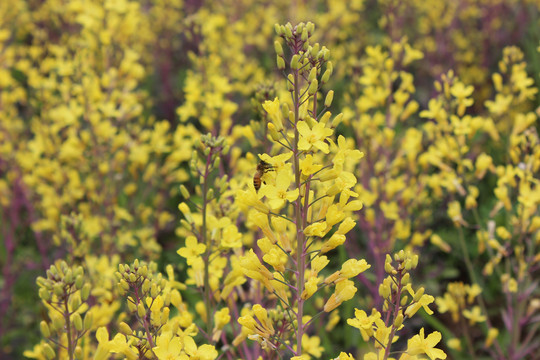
left=237, top=22, right=368, bottom=359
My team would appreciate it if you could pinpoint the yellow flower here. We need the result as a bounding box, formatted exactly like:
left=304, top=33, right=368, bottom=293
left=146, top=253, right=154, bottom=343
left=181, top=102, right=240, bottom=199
left=177, top=236, right=206, bottom=265
left=334, top=352, right=355, bottom=360
left=462, top=306, right=486, bottom=325
left=153, top=332, right=189, bottom=360
left=347, top=308, right=380, bottom=341
left=300, top=154, right=323, bottom=176
left=192, top=344, right=218, bottom=360
left=405, top=294, right=434, bottom=317
left=324, top=279, right=357, bottom=312
left=260, top=169, right=299, bottom=209
left=406, top=328, right=447, bottom=360
left=262, top=97, right=284, bottom=131
left=297, top=120, right=333, bottom=153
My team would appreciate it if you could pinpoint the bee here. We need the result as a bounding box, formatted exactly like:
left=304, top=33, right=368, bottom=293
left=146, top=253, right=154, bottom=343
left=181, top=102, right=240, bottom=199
left=253, top=160, right=274, bottom=192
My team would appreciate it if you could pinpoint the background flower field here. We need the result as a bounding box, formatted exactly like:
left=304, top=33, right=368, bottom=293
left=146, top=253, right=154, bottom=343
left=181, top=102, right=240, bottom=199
left=1, top=0, right=540, bottom=359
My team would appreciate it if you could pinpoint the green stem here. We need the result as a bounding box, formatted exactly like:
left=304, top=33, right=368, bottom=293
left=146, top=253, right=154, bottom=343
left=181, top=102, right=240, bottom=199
left=202, top=151, right=213, bottom=336
left=293, top=61, right=305, bottom=357
left=63, top=295, right=74, bottom=360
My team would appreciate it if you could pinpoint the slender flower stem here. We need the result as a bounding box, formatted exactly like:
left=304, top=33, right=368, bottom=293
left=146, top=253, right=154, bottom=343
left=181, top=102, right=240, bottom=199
left=292, top=48, right=305, bottom=356
left=202, top=150, right=213, bottom=335
left=63, top=296, right=74, bottom=360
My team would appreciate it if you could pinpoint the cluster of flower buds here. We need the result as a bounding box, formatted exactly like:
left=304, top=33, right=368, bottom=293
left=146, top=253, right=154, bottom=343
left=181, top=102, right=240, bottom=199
left=36, top=261, right=93, bottom=360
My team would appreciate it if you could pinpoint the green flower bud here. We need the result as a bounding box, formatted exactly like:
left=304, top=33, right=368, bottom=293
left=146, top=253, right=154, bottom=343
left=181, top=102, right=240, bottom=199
left=277, top=56, right=285, bottom=70
left=308, top=67, right=317, bottom=82
left=414, top=287, right=425, bottom=302
left=331, top=113, right=343, bottom=128
left=401, top=295, right=409, bottom=306
left=308, top=79, right=318, bottom=95
left=311, top=43, right=320, bottom=57
left=75, top=275, right=84, bottom=290
left=268, top=123, right=280, bottom=141
left=290, top=54, right=299, bottom=70
left=323, top=48, right=330, bottom=61
left=75, top=346, right=83, bottom=360
left=401, top=273, right=410, bottom=285
left=301, top=30, right=308, bottom=41
left=83, top=311, right=93, bottom=331
left=129, top=273, right=137, bottom=283
left=306, top=22, right=314, bottom=35
left=321, top=69, right=331, bottom=84
left=151, top=283, right=159, bottom=298
left=119, top=321, right=133, bottom=336
left=39, top=287, right=52, bottom=302
left=140, top=265, right=148, bottom=278
left=40, top=321, right=50, bottom=338
left=142, top=279, right=151, bottom=294
left=36, top=276, right=47, bottom=288
left=137, top=303, right=146, bottom=318
left=287, top=75, right=294, bottom=91
left=284, top=25, right=293, bottom=39
left=43, top=343, right=56, bottom=360
left=180, top=219, right=191, bottom=229
left=75, top=266, right=84, bottom=278
left=52, top=315, right=64, bottom=332
left=384, top=261, right=394, bottom=274
left=393, top=312, right=404, bottom=328
left=119, top=264, right=125, bottom=273
left=81, top=283, right=91, bottom=301
left=120, top=279, right=130, bottom=291
left=73, top=312, right=83, bottom=332
left=274, top=41, right=283, bottom=56
left=53, top=284, right=64, bottom=297
left=379, top=282, right=391, bottom=299
left=134, top=259, right=140, bottom=269
left=70, top=293, right=81, bottom=310
left=274, top=23, right=282, bottom=35
left=127, top=297, right=137, bottom=313
left=161, top=307, right=170, bottom=325
left=324, top=90, right=334, bottom=107
left=296, top=23, right=304, bottom=35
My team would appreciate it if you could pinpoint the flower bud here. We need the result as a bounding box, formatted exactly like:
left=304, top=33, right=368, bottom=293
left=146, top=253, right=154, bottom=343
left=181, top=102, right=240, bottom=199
left=64, top=269, right=73, bottom=284
left=151, top=284, right=160, bottom=298
left=73, top=312, right=83, bottom=332
left=331, top=113, right=343, bottom=128
left=277, top=56, right=285, bottom=70
left=39, top=287, right=52, bottom=302
left=84, top=311, right=93, bottom=331
left=274, top=41, right=283, bottom=57
left=274, top=23, right=282, bottom=36
left=268, top=123, right=280, bottom=141
left=308, top=67, right=317, bottom=82
left=75, top=346, right=83, bottom=360
left=40, top=321, right=50, bottom=338
left=393, top=312, right=404, bottom=328
left=71, top=293, right=82, bottom=310
left=291, top=55, right=299, bottom=70
left=52, top=315, right=64, bottom=332
left=137, top=303, right=146, bottom=318
left=287, top=74, right=294, bottom=91
left=119, top=321, right=133, bottom=336
left=308, top=79, right=318, bottom=95
left=413, top=287, right=425, bottom=302
left=43, top=343, right=56, bottom=360
left=324, top=91, right=334, bottom=108
left=53, top=284, right=64, bottom=297
left=180, top=185, right=190, bottom=199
